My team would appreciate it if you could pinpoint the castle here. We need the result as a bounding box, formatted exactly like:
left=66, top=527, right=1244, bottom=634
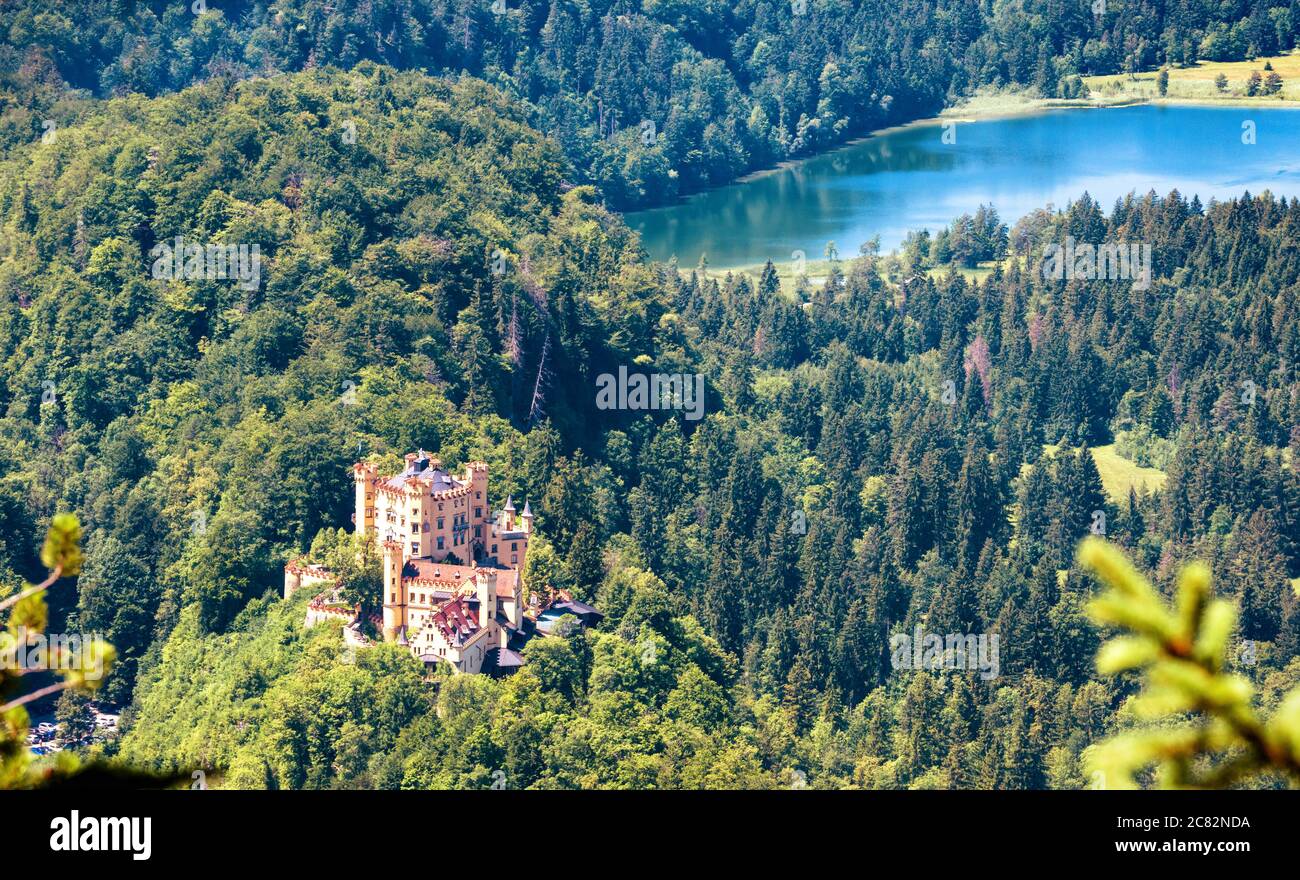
left=285, top=451, right=600, bottom=675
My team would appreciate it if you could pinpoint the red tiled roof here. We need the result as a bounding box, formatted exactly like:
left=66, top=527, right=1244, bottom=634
left=430, top=596, right=480, bottom=644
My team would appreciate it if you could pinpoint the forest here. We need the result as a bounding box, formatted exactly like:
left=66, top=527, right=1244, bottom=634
left=4, top=0, right=1300, bottom=208
left=0, top=44, right=1297, bottom=787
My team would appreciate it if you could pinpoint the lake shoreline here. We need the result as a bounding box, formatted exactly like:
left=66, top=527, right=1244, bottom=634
left=646, top=60, right=1300, bottom=211
left=629, top=88, right=1300, bottom=275
left=724, top=92, right=1300, bottom=191
left=939, top=92, right=1300, bottom=122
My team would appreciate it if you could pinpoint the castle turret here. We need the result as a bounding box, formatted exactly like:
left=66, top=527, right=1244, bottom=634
left=465, top=461, right=489, bottom=498
left=353, top=462, right=377, bottom=537
left=477, top=569, right=497, bottom=628
left=381, top=540, right=405, bottom=641
left=521, top=500, right=533, bottom=534
left=503, top=496, right=516, bottom=531
left=466, top=461, right=490, bottom=558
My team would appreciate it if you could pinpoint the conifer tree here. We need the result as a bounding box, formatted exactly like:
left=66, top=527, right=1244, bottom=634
left=566, top=521, right=605, bottom=600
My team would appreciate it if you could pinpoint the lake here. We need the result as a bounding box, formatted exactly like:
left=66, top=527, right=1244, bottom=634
left=624, top=104, right=1300, bottom=269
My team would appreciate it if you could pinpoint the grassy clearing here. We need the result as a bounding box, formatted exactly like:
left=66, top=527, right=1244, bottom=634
left=694, top=255, right=1004, bottom=299
left=692, top=257, right=831, bottom=297
left=1090, top=444, right=1168, bottom=500
left=1041, top=443, right=1167, bottom=503
left=942, top=54, right=1300, bottom=120
left=924, top=259, right=1009, bottom=284
left=1084, top=51, right=1300, bottom=104
left=940, top=87, right=1106, bottom=121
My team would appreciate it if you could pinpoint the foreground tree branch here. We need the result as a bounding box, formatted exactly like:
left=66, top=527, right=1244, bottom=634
left=1078, top=537, right=1300, bottom=789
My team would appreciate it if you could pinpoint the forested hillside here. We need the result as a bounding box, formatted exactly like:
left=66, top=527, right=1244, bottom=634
left=0, top=63, right=662, bottom=689
left=1, top=54, right=1297, bottom=787
left=5, top=0, right=1300, bottom=208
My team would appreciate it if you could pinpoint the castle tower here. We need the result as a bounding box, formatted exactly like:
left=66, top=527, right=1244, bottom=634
left=353, top=462, right=377, bottom=537
left=503, top=496, right=516, bottom=532
left=466, top=461, right=489, bottom=558
left=521, top=499, right=533, bottom=534
left=381, top=540, right=405, bottom=641
left=466, top=461, right=489, bottom=506
left=477, top=569, right=497, bottom=628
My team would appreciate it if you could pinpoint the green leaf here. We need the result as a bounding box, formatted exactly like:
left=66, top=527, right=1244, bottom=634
left=39, top=513, right=83, bottom=578
left=1095, top=636, right=1159, bottom=674
left=8, top=592, right=47, bottom=635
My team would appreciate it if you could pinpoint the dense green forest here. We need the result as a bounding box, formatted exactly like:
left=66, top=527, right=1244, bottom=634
left=0, top=47, right=1297, bottom=787
left=5, top=0, right=1300, bottom=208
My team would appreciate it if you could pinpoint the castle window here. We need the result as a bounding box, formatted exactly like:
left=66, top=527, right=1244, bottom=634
left=512, top=543, right=518, bottom=551
left=436, top=517, right=444, bottom=529
left=474, top=526, right=482, bottom=538
left=410, top=543, right=418, bottom=554
left=491, top=544, right=497, bottom=554
left=437, top=537, right=444, bottom=550
left=511, top=554, right=518, bottom=564
left=474, top=507, right=482, bottom=518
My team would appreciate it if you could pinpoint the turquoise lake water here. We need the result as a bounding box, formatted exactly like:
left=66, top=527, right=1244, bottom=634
left=624, top=104, right=1300, bottom=268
